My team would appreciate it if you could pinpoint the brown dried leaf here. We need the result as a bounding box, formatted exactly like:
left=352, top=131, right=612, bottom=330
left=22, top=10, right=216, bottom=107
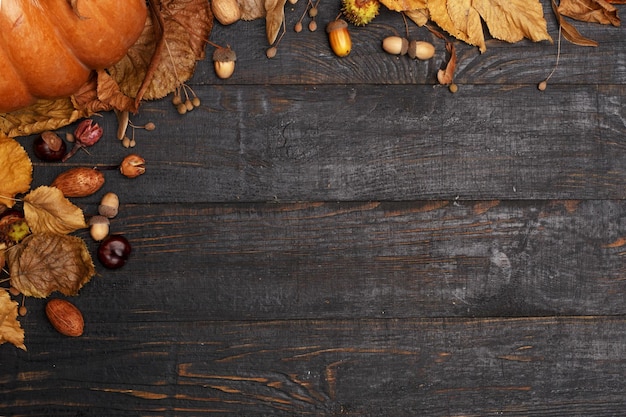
left=108, top=0, right=213, bottom=103
left=552, top=0, right=599, bottom=46
left=437, top=38, right=457, bottom=85
left=558, top=0, right=620, bottom=26
left=7, top=233, right=95, bottom=299
left=0, top=290, right=26, bottom=351
left=238, top=0, right=266, bottom=20
left=0, top=137, right=33, bottom=208
left=23, top=186, right=88, bottom=235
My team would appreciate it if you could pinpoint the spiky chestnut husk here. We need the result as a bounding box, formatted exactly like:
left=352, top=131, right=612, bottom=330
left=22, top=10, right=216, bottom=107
left=342, top=0, right=380, bottom=26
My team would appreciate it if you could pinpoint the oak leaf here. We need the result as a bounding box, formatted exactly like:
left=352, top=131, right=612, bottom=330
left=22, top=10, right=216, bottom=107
left=0, top=290, right=26, bottom=351
left=0, top=137, right=33, bottom=208
left=23, top=186, right=88, bottom=235
left=7, top=233, right=95, bottom=298
left=558, top=0, right=620, bottom=26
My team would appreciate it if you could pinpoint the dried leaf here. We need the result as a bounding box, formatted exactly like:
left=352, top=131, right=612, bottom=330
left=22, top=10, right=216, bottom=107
left=0, top=98, right=89, bottom=138
left=428, top=0, right=552, bottom=52
left=238, top=0, right=266, bottom=20
left=472, top=0, right=552, bottom=49
left=380, top=0, right=427, bottom=11
left=7, top=233, right=95, bottom=299
left=405, top=8, right=429, bottom=26
left=108, top=0, right=213, bottom=103
left=23, top=186, right=88, bottom=235
left=558, top=0, right=620, bottom=26
left=437, top=38, right=457, bottom=85
left=0, top=137, right=33, bottom=208
left=265, top=0, right=287, bottom=44
left=0, top=290, right=26, bottom=351
left=552, top=0, right=599, bottom=46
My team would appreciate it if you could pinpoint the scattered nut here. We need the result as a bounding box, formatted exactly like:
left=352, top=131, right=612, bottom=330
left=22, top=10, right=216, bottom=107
left=213, top=47, right=237, bottom=79
left=382, top=36, right=409, bottom=55
left=98, top=192, right=120, bottom=219
left=408, top=40, right=435, bottom=60
left=212, top=0, right=241, bottom=25
left=51, top=167, right=105, bottom=198
left=89, top=215, right=110, bottom=241
left=45, top=299, right=84, bottom=337
left=120, top=154, right=146, bottom=178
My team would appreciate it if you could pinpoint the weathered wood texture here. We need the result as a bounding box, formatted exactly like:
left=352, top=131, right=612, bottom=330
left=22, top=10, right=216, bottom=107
left=3, top=317, right=626, bottom=416
left=3, top=1, right=626, bottom=416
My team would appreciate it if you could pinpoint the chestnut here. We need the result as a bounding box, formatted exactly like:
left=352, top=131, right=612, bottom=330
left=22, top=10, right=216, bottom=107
left=97, top=235, right=131, bottom=269
left=33, top=131, right=66, bottom=162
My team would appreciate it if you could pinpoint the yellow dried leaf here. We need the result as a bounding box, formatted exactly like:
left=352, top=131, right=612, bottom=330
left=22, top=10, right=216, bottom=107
left=446, top=0, right=485, bottom=49
left=380, top=0, right=427, bottom=11
left=0, top=290, right=26, bottom=351
left=405, top=9, right=430, bottom=26
left=427, top=0, right=474, bottom=47
left=0, top=98, right=89, bottom=138
left=427, top=0, right=552, bottom=52
left=7, top=233, right=95, bottom=299
left=0, top=137, right=33, bottom=208
left=23, top=186, right=88, bottom=235
left=266, top=0, right=287, bottom=44
left=472, top=0, right=552, bottom=46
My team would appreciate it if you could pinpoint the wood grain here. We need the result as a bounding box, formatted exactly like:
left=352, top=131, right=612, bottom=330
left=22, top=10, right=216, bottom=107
left=3, top=317, right=626, bottom=416
left=28, top=83, right=626, bottom=203
left=3, top=1, right=626, bottom=416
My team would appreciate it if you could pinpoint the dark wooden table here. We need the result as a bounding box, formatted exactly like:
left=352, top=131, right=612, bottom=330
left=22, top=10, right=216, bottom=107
left=3, top=2, right=626, bottom=416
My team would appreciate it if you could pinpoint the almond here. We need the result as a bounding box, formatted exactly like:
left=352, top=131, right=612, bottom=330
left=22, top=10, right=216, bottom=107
left=51, top=167, right=105, bottom=197
left=212, top=0, right=241, bottom=25
left=46, top=299, right=84, bottom=337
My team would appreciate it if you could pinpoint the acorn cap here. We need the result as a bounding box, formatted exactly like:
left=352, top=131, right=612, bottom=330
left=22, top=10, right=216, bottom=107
left=326, top=19, right=348, bottom=33
left=213, top=47, right=237, bottom=62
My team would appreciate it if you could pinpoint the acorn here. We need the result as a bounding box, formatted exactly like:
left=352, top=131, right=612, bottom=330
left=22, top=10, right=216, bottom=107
left=408, top=40, right=435, bottom=60
left=326, top=19, right=351, bottom=57
left=342, top=0, right=380, bottom=26
left=213, top=46, right=237, bottom=79
left=382, top=36, right=409, bottom=55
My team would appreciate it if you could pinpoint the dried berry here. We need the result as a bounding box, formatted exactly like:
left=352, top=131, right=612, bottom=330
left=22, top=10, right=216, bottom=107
left=62, top=119, right=103, bottom=162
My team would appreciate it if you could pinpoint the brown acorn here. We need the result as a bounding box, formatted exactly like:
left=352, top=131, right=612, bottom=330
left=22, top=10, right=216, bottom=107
left=51, top=167, right=105, bottom=198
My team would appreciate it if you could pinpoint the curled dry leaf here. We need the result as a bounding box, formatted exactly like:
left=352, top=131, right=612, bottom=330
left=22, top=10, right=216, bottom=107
left=0, top=137, right=33, bottom=208
left=0, top=290, right=26, bottom=351
left=23, top=186, right=88, bottom=235
left=551, top=0, right=599, bottom=46
left=7, top=233, right=95, bottom=299
left=108, top=0, right=214, bottom=105
left=558, top=0, right=620, bottom=26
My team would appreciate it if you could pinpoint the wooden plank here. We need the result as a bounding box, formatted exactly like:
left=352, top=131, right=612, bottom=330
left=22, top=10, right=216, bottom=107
left=26, top=83, right=626, bottom=203
left=201, top=3, right=626, bottom=86
left=3, top=317, right=626, bottom=416
left=47, top=199, right=624, bottom=321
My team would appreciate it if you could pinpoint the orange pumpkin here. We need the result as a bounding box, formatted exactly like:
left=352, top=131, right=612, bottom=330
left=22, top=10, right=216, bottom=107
left=0, top=0, right=148, bottom=113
